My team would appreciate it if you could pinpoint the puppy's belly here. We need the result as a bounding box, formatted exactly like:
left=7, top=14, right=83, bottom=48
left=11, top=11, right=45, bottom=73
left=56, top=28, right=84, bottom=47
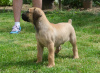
left=36, top=32, right=70, bottom=47
left=55, top=37, right=70, bottom=47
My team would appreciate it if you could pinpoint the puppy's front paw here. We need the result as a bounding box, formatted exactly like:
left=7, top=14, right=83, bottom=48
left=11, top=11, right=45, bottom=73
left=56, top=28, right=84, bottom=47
left=74, top=56, right=79, bottom=59
left=47, top=63, right=55, bottom=68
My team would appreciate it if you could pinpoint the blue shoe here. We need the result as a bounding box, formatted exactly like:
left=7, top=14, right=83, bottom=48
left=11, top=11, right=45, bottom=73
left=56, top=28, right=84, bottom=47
left=10, top=25, right=21, bottom=34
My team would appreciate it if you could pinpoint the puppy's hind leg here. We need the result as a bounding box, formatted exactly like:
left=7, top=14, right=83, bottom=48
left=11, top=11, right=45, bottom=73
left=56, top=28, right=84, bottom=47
left=36, top=43, right=44, bottom=63
left=55, top=46, right=61, bottom=54
left=70, top=35, right=79, bottom=59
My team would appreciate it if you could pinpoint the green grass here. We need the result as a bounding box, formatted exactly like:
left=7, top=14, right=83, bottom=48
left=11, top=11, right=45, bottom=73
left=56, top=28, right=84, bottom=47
left=0, top=10, right=100, bottom=73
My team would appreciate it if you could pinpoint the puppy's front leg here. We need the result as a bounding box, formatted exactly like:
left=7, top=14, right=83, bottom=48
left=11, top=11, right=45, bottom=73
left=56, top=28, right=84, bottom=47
left=47, top=43, right=55, bottom=67
left=36, top=43, right=44, bottom=63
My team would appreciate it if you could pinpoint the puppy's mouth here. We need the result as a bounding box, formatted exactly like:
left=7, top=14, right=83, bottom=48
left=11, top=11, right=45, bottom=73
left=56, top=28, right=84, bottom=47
left=22, top=13, right=30, bottom=22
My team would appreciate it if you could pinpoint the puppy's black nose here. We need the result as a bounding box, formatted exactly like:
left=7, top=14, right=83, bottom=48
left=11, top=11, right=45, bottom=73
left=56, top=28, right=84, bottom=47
left=22, top=13, right=29, bottom=22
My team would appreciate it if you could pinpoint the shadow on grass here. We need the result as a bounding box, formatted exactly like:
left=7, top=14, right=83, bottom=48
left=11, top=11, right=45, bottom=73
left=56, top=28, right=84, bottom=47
left=1, top=59, right=42, bottom=72
left=0, top=52, right=74, bottom=72
left=0, top=54, right=47, bottom=71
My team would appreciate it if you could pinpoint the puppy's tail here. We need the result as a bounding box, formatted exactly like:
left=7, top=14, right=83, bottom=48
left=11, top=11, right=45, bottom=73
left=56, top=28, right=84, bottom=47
left=68, top=19, right=72, bottom=24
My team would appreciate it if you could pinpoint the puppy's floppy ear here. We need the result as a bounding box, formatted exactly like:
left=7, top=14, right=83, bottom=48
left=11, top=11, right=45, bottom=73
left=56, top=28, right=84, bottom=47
left=33, top=8, right=42, bottom=20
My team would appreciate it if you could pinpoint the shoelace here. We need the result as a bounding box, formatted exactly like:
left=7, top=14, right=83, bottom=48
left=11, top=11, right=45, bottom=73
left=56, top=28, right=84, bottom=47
left=12, top=25, right=20, bottom=32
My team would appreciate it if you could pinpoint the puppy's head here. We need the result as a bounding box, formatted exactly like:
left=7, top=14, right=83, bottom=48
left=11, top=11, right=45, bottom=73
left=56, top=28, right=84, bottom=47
left=22, top=7, right=42, bottom=23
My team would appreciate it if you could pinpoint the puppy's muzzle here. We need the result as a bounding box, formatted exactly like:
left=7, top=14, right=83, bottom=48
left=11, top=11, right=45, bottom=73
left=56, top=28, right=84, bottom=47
left=22, top=11, right=29, bottom=22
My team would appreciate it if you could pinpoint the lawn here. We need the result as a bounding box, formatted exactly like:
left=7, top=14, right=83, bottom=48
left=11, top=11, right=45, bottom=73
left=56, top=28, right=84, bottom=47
left=0, top=10, right=100, bottom=73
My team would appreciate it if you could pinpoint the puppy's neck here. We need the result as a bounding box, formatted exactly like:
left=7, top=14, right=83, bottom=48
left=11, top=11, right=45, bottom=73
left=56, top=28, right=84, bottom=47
left=34, top=16, right=51, bottom=33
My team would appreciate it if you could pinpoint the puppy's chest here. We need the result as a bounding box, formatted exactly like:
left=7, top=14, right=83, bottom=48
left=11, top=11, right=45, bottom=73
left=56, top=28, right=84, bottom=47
left=36, top=33, right=52, bottom=46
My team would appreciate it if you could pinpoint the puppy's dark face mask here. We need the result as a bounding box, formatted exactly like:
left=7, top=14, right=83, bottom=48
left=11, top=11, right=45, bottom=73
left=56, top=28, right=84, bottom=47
left=22, top=11, right=30, bottom=22
left=22, top=8, right=42, bottom=24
